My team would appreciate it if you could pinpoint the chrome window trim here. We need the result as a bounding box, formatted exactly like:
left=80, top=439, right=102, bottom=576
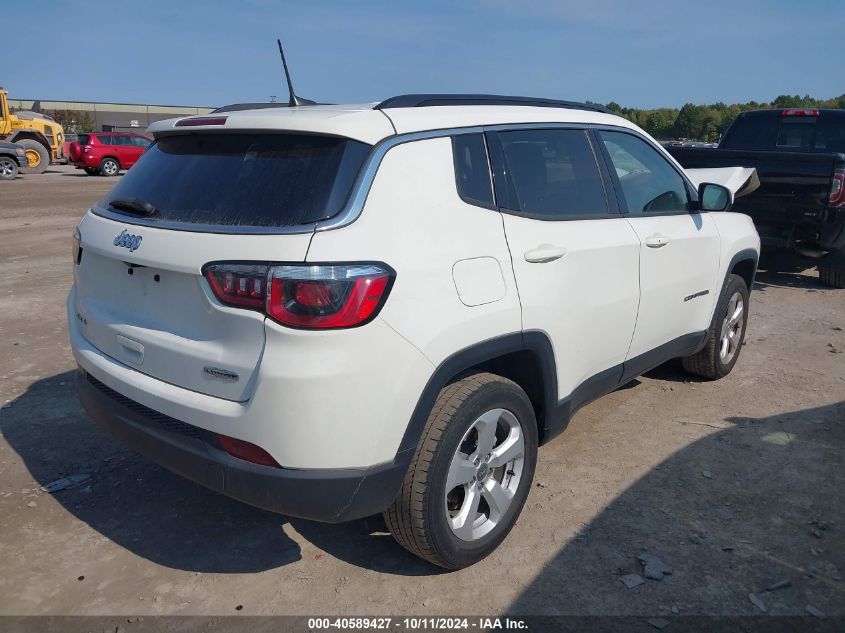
left=315, top=126, right=486, bottom=232
left=90, top=121, right=669, bottom=235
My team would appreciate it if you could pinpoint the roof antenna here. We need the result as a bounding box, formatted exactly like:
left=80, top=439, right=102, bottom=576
left=277, top=38, right=315, bottom=107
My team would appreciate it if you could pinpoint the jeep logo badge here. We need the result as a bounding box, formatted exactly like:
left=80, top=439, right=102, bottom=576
left=113, top=229, right=142, bottom=252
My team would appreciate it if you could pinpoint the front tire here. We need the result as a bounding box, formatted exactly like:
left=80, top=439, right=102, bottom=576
left=384, top=373, right=538, bottom=569
left=0, top=157, right=18, bottom=180
left=17, top=139, right=50, bottom=174
left=681, top=273, right=749, bottom=380
left=819, top=263, right=845, bottom=289
left=100, top=157, right=120, bottom=177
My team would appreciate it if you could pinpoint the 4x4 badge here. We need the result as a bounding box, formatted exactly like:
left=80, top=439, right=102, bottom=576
left=113, top=229, right=142, bottom=252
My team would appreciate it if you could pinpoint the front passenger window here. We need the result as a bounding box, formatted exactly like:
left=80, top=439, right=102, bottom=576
left=598, top=131, right=690, bottom=213
left=491, top=128, right=608, bottom=218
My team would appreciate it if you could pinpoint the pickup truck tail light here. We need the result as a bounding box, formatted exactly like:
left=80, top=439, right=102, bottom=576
left=830, top=169, right=845, bottom=208
left=203, top=262, right=395, bottom=329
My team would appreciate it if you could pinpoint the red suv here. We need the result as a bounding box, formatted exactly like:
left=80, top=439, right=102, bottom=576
left=68, top=132, right=152, bottom=176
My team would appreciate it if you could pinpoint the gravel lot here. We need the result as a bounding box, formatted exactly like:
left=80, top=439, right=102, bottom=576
left=1, top=166, right=843, bottom=618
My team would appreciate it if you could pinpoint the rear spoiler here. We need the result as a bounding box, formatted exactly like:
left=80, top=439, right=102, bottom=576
left=685, top=167, right=760, bottom=198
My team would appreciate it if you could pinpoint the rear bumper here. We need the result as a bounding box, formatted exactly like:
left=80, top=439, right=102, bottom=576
left=75, top=368, right=408, bottom=522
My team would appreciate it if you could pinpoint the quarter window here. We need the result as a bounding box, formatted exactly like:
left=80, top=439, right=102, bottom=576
left=598, top=131, right=690, bottom=213
left=492, top=129, right=608, bottom=218
left=452, top=134, right=494, bottom=207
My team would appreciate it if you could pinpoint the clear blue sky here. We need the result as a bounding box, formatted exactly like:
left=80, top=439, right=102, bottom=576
left=7, top=0, right=843, bottom=109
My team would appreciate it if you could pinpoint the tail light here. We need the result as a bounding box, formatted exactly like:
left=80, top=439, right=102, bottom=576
left=203, top=264, right=267, bottom=309
left=72, top=227, right=82, bottom=264
left=202, top=262, right=395, bottom=329
left=831, top=169, right=845, bottom=208
left=216, top=433, right=280, bottom=468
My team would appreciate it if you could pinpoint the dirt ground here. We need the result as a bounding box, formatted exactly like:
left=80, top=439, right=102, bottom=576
left=0, top=166, right=843, bottom=618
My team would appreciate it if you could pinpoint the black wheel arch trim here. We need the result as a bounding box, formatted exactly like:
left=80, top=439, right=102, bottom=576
left=395, top=327, right=716, bottom=465
left=725, top=247, right=759, bottom=292
left=396, top=331, right=559, bottom=458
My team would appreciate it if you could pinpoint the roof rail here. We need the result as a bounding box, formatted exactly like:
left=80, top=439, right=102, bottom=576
left=374, top=94, right=613, bottom=114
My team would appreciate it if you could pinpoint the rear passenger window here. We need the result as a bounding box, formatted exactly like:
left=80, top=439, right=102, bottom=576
left=96, top=135, right=112, bottom=145
left=492, top=129, right=608, bottom=219
left=452, top=134, right=494, bottom=207
left=598, top=131, right=690, bottom=213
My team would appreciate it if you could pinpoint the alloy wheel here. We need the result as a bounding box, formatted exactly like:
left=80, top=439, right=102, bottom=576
left=719, top=291, right=744, bottom=364
left=445, top=408, right=525, bottom=542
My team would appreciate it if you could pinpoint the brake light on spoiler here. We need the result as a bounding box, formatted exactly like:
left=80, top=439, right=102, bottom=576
left=781, top=109, right=819, bottom=117
left=175, top=116, right=228, bottom=127
left=203, top=262, right=395, bottom=329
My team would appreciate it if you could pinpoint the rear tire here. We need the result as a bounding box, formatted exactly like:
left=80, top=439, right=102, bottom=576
left=100, top=157, right=120, bottom=176
left=819, top=264, right=845, bottom=289
left=681, top=274, right=749, bottom=380
left=0, top=157, right=18, bottom=180
left=17, top=139, right=50, bottom=174
left=384, top=373, right=538, bottom=569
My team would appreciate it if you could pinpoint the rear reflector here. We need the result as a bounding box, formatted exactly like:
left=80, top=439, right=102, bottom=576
left=175, top=116, right=228, bottom=127
left=217, top=434, right=281, bottom=468
left=202, top=262, right=395, bottom=329
left=781, top=109, right=819, bottom=117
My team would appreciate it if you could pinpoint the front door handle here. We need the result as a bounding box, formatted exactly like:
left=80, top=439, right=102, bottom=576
left=524, top=245, right=567, bottom=263
left=645, top=234, right=671, bottom=248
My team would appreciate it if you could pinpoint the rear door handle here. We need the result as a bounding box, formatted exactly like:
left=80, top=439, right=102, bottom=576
left=524, top=245, right=567, bottom=263
left=645, top=234, right=670, bottom=248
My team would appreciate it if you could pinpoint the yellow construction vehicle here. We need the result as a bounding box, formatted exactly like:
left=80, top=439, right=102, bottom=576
left=0, top=87, right=65, bottom=174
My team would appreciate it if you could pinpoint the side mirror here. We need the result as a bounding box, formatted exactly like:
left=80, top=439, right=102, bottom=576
left=698, top=182, right=733, bottom=212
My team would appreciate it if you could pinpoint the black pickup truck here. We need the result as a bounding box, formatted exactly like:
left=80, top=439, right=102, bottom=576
left=666, top=108, right=845, bottom=288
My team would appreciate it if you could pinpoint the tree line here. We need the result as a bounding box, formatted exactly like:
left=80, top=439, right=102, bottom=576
left=602, top=94, right=845, bottom=142
left=15, top=94, right=845, bottom=141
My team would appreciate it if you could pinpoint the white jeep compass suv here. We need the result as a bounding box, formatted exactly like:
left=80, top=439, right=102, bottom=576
left=68, top=94, right=760, bottom=569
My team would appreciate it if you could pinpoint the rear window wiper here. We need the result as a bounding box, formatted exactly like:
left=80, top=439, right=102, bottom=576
left=109, top=198, right=158, bottom=217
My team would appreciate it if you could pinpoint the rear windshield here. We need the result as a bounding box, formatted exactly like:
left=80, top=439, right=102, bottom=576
left=722, top=113, right=845, bottom=153
left=102, top=133, right=371, bottom=227
left=720, top=116, right=779, bottom=150
left=77, top=134, right=90, bottom=145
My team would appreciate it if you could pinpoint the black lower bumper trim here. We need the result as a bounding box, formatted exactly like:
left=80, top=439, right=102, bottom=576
left=75, top=369, right=409, bottom=523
